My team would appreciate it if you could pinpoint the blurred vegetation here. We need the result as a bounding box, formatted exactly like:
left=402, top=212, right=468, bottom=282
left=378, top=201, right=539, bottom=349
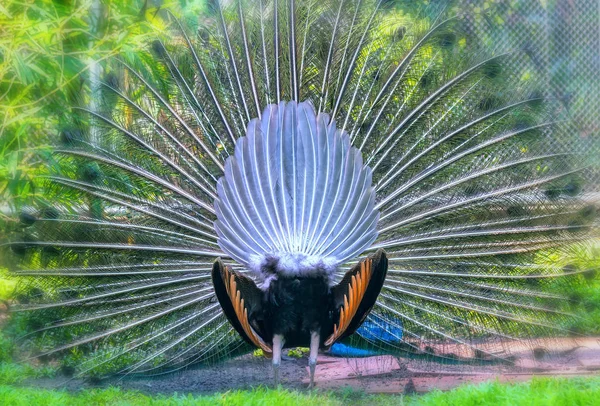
left=0, top=0, right=207, bottom=382
left=539, top=242, right=600, bottom=334
left=4, top=1, right=595, bottom=222
left=0, top=0, right=207, bottom=229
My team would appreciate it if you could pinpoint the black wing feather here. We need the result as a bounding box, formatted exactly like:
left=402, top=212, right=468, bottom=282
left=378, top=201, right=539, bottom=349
left=211, top=259, right=271, bottom=352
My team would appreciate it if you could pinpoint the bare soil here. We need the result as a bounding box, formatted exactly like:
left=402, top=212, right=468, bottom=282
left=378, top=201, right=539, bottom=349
left=20, top=338, right=600, bottom=395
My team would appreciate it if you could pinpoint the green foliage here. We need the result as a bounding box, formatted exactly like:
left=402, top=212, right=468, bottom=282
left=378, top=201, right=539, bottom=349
left=0, top=0, right=204, bottom=225
left=536, top=241, right=600, bottom=334
left=0, top=332, right=14, bottom=363
left=0, top=0, right=209, bottom=373
left=0, top=268, right=16, bottom=301
left=0, top=362, right=55, bottom=385
left=287, top=347, right=309, bottom=358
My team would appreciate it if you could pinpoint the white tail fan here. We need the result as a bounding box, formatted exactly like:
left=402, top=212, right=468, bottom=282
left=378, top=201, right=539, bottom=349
left=214, top=101, right=379, bottom=277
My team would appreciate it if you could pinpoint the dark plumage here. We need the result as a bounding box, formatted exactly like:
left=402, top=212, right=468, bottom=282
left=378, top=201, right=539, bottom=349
left=267, top=275, right=333, bottom=346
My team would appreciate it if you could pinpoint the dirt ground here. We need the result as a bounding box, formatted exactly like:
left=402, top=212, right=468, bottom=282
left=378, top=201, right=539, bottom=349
left=25, top=355, right=308, bottom=394
left=22, top=337, right=600, bottom=395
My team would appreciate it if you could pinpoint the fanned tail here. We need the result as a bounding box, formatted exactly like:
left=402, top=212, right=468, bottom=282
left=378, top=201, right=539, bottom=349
left=2, top=0, right=597, bottom=377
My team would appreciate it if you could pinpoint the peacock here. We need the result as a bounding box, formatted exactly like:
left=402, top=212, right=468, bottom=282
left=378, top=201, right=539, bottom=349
left=3, top=0, right=597, bottom=388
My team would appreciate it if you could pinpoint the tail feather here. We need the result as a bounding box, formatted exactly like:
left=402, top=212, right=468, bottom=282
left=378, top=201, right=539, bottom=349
left=2, top=0, right=597, bottom=377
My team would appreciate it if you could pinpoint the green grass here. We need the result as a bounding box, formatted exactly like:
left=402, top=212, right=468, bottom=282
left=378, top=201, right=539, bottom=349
left=0, top=362, right=55, bottom=385
left=409, top=377, right=600, bottom=406
left=0, top=377, right=599, bottom=405
left=0, top=386, right=339, bottom=406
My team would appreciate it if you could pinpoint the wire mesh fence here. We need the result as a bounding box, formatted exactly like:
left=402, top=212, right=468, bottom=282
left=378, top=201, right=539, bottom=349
left=461, top=0, right=599, bottom=191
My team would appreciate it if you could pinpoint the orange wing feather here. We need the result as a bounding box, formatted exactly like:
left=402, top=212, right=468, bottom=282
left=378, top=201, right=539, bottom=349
left=222, top=267, right=272, bottom=355
left=324, top=258, right=373, bottom=346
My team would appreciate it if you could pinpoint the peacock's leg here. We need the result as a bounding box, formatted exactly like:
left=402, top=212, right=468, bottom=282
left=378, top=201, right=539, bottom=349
left=272, top=334, right=284, bottom=386
left=308, top=331, right=319, bottom=388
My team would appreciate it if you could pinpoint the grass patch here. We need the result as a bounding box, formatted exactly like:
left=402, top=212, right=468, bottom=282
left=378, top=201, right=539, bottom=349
left=410, top=377, right=600, bottom=406
left=0, top=362, right=55, bottom=385
left=0, top=377, right=598, bottom=405
left=0, top=385, right=339, bottom=406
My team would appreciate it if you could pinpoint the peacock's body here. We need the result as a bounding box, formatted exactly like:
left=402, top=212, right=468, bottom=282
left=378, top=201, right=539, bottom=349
left=4, top=0, right=597, bottom=386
